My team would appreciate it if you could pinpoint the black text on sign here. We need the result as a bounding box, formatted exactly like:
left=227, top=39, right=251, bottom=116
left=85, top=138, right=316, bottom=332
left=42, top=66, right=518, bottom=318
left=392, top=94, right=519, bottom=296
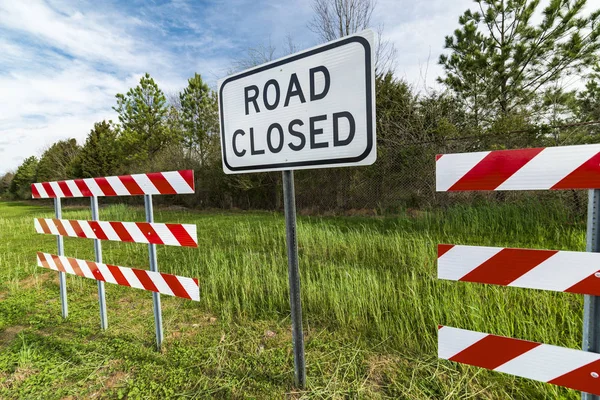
left=218, top=30, right=376, bottom=174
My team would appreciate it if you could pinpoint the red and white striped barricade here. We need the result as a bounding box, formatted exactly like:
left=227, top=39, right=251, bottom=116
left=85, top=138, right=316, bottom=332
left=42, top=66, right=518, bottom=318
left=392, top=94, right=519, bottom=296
left=436, top=144, right=600, bottom=397
left=31, top=170, right=197, bottom=349
left=439, top=326, right=600, bottom=395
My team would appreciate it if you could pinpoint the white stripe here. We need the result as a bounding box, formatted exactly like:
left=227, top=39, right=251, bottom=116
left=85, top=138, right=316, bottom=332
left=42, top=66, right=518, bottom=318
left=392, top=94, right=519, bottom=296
left=83, top=178, right=103, bottom=197
left=58, top=255, right=75, bottom=275
left=62, top=220, right=77, bottom=237
left=79, top=220, right=95, bottom=238
left=496, top=144, right=600, bottom=191
left=127, top=223, right=148, bottom=244
left=147, top=271, right=175, bottom=297
left=104, top=176, right=129, bottom=196
left=119, top=267, right=144, bottom=290
left=436, top=151, right=490, bottom=192
left=178, top=277, right=200, bottom=301
left=40, top=253, right=59, bottom=271
left=34, top=219, right=43, bottom=233
left=98, top=221, right=120, bottom=241
left=46, top=219, right=60, bottom=235
left=34, top=183, right=48, bottom=198
left=184, top=224, right=198, bottom=245
left=77, top=259, right=95, bottom=279
left=438, top=326, right=487, bottom=360
left=65, top=180, right=82, bottom=197
left=131, top=174, right=159, bottom=195
left=44, top=253, right=59, bottom=271
left=495, top=343, right=600, bottom=382
left=438, top=245, right=503, bottom=281
left=509, top=251, right=600, bottom=291
left=49, top=182, right=63, bottom=198
left=162, top=171, right=194, bottom=194
left=151, top=224, right=178, bottom=246
left=95, top=262, right=118, bottom=284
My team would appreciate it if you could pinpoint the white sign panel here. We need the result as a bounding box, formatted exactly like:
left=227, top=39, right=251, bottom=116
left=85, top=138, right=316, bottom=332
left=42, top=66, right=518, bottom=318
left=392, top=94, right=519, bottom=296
left=218, top=30, right=376, bottom=174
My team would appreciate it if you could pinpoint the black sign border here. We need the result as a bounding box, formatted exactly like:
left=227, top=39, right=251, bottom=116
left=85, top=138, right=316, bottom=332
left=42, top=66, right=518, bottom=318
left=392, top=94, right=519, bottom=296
left=219, top=35, right=373, bottom=172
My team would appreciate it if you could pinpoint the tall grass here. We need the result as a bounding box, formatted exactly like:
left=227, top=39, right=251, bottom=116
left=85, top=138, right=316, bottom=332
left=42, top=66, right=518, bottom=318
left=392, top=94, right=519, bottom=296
left=0, top=199, right=588, bottom=398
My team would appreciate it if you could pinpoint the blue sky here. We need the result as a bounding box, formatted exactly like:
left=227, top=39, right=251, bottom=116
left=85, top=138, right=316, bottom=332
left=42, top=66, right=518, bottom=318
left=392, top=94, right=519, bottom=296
left=0, top=0, right=474, bottom=174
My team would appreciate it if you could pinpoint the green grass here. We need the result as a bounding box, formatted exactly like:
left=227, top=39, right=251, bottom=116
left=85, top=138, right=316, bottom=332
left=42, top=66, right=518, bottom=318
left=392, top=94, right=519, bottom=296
left=0, top=199, right=589, bottom=398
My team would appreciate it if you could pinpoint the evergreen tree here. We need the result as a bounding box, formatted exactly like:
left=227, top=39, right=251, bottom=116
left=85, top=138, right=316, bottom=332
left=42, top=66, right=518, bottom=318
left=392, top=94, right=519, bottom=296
left=179, top=73, right=219, bottom=164
left=71, top=121, right=121, bottom=178
left=36, top=138, right=80, bottom=182
left=113, top=73, right=178, bottom=164
left=439, top=0, right=600, bottom=127
left=10, top=156, right=38, bottom=198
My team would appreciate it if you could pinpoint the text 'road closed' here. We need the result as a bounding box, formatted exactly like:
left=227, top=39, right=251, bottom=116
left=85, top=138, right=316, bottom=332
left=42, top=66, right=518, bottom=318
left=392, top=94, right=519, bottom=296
left=218, top=30, right=376, bottom=174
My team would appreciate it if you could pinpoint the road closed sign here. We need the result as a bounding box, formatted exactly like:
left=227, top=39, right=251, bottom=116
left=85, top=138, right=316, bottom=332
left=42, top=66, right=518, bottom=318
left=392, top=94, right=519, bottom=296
left=218, top=30, right=376, bottom=174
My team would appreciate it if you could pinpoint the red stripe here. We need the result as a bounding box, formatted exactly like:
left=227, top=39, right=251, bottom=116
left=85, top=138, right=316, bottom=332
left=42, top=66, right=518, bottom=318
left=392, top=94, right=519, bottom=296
left=57, top=181, right=73, bottom=197
left=146, top=172, right=175, bottom=194
left=565, top=272, right=600, bottom=296
left=459, top=248, right=558, bottom=286
left=51, top=254, right=67, bottom=272
left=106, top=264, right=130, bottom=287
left=449, top=334, right=541, bottom=370
left=74, top=179, right=93, bottom=197
left=448, top=148, right=544, bottom=191
left=552, top=151, right=600, bottom=190
left=161, top=273, right=192, bottom=299
left=52, top=219, right=68, bottom=237
left=42, top=182, right=57, bottom=198
left=66, top=257, right=83, bottom=277
left=436, top=154, right=443, bottom=161
left=118, top=175, right=144, bottom=195
left=132, top=269, right=159, bottom=292
left=86, top=261, right=105, bottom=281
left=549, top=359, right=600, bottom=395
left=438, top=244, right=455, bottom=258
left=94, top=177, right=117, bottom=196
left=31, top=184, right=41, bottom=198
left=109, top=222, right=134, bottom=242
left=137, top=223, right=164, bottom=245
left=70, top=220, right=86, bottom=238
left=166, top=224, right=197, bottom=247
left=178, top=170, right=195, bottom=190
left=88, top=221, right=109, bottom=241
left=36, top=218, right=51, bottom=234
left=37, top=252, right=50, bottom=268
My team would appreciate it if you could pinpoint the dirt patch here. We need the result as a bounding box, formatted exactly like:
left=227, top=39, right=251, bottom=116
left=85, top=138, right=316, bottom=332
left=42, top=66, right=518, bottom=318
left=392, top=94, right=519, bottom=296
left=18, top=273, right=44, bottom=290
left=366, top=354, right=403, bottom=387
left=104, top=371, right=129, bottom=389
left=0, top=325, right=27, bottom=346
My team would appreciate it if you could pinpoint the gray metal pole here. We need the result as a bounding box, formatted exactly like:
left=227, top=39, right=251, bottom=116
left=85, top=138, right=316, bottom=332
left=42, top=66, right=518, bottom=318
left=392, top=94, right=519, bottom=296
left=54, top=197, right=68, bottom=319
left=91, top=196, right=108, bottom=330
left=145, top=194, right=164, bottom=351
left=282, top=170, right=306, bottom=388
left=583, top=189, right=600, bottom=400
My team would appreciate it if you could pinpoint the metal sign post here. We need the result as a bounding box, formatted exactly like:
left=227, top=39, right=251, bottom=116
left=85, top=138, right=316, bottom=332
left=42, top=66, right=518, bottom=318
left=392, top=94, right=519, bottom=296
left=217, top=30, right=376, bottom=388
left=54, top=197, right=68, bottom=319
left=282, top=170, right=306, bottom=388
left=91, top=196, right=108, bottom=330
left=145, top=194, right=164, bottom=351
left=583, top=189, right=600, bottom=400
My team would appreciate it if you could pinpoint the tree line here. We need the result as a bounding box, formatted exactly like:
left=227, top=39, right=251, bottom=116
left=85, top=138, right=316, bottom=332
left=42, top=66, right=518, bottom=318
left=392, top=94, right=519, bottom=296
left=2, top=0, right=600, bottom=211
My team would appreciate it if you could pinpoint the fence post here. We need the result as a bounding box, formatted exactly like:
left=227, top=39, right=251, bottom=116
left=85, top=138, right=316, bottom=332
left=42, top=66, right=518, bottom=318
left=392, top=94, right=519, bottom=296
left=145, top=194, right=164, bottom=351
left=282, top=170, right=306, bottom=388
left=91, top=196, right=108, bottom=330
left=583, top=189, right=600, bottom=400
left=54, top=197, right=68, bottom=319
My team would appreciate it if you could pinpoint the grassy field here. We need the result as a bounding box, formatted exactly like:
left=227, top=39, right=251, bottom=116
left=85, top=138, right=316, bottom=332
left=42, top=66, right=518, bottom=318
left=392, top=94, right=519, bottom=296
left=0, top=199, right=590, bottom=399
